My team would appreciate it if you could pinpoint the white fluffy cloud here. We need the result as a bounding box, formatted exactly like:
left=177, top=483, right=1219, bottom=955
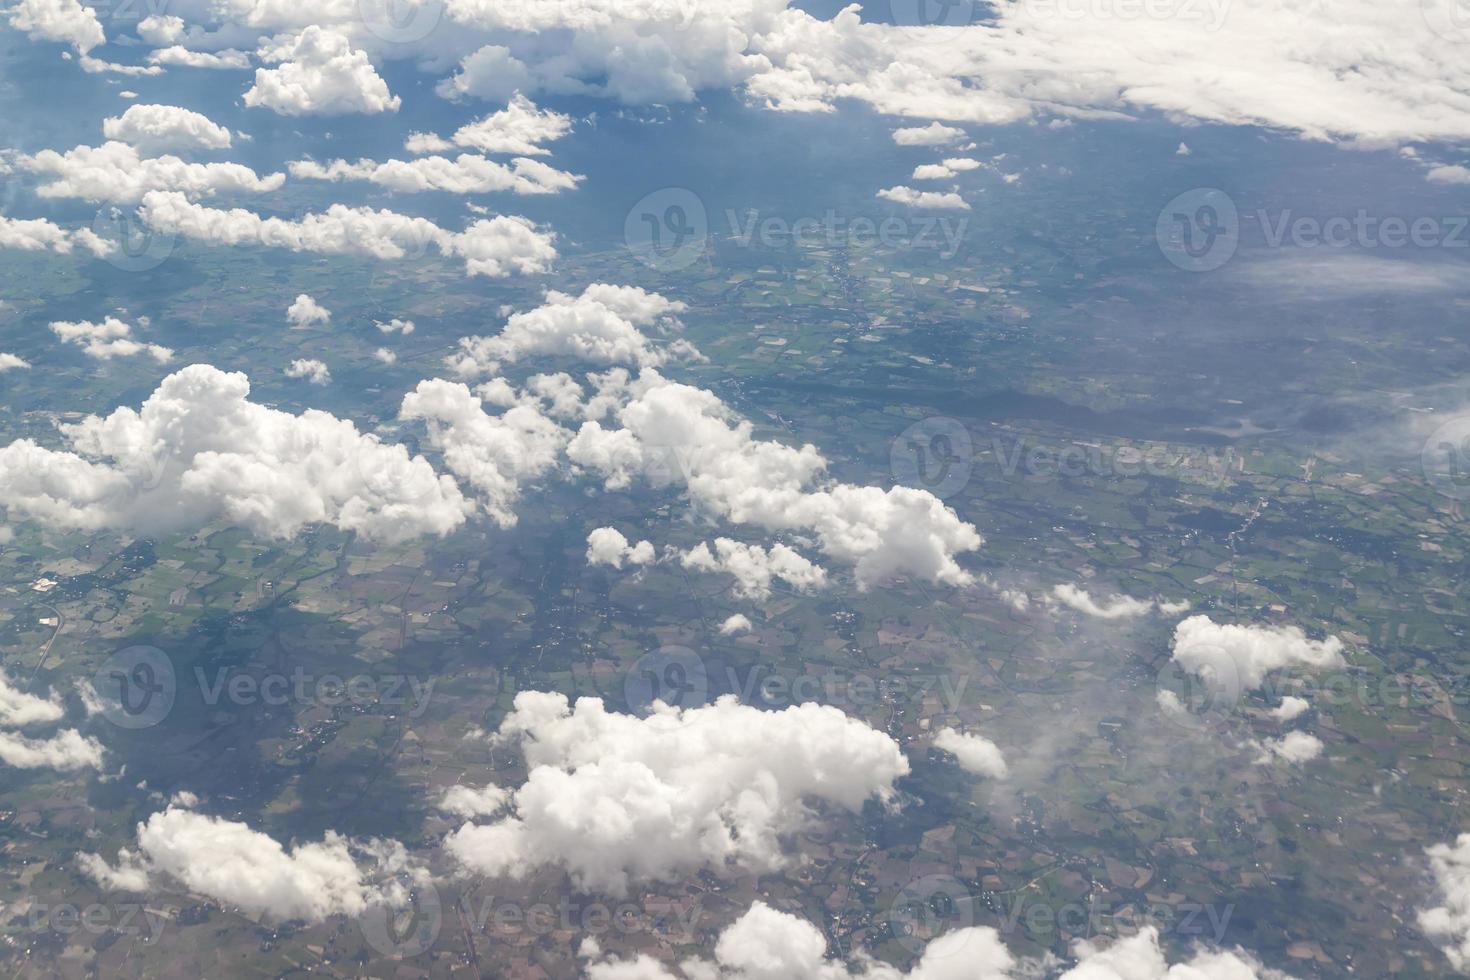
left=1422, top=835, right=1470, bottom=972
left=913, top=158, right=981, bottom=180
left=1269, top=696, right=1310, bottom=723
left=892, top=123, right=967, bottom=147
left=287, top=294, right=331, bottom=327
left=438, top=783, right=510, bottom=818
left=245, top=27, right=400, bottom=116
left=719, top=613, right=752, bottom=635
left=0, top=364, right=473, bottom=542
left=584, top=901, right=1017, bottom=979
left=933, top=727, right=1007, bottom=780
left=586, top=526, right=655, bottom=568
left=50, top=317, right=173, bottom=362
left=1171, top=616, right=1346, bottom=693
left=445, top=691, right=909, bottom=896
left=1050, top=584, right=1188, bottom=620
left=0, top=670, right=65, bottom=728
left=448, top=285, right=690, bottom=375
left=81, top=804, right=409, bottom=923
left=876, top=186, right=969, bottom=211
left=19, top=142, right=284, bottom=204
left=137, top=191, right=557, bottom=277
left=568, top=373, right=982, bottom=589
left=0, top=728, right=105, bottom=770
left=1058, top=925, right=1297, bottom=979
left=285, top=358, right=331, bottom=384
left=376, top=318, right=415, bottom=335
left=148, top=46, right=252, bottom=70
left=0, top=353, right=30, bottom=371
left=6, top=0, right=103, bottom=53
left=410, top=95, right=574, bottom=157
left=680, top=538, right=826, bottom=601
left=101, top=104, right=233, bottom=153
left=289, top=153, right=581, bottom=196
left=400, top=378, right=569, bottom=528
left=1253, top=731, right=1323, bottom=766
left=0, top=215, right=115, bottom=256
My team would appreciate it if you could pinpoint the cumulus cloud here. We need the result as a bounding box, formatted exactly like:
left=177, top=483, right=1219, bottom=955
left=0, top=353, right=30, bottom=371
left=135, top=13, right=183, bottom=45
left=400, top=378, right=569, bottom=529
left=102, top=104, right=232, bottom=153
left=288, top=153, right=581, bottom=196
left=0, top=670, right=65, bottom=728
left=568, top=373, right=982, bottom=589
left=50, top=317, right=173, bottom=362
left=584, top=900, right=1018, bottom=979
left=416, top=95, right=575, bottom=157
left=1427, top=165, right=1470, bottom=185
left=148, top=46, right=252, bottom=70
left=445, top=691, right=909, bottom=896
left=680, top=538, right=826, bottom=601
left=7, top=0, right=103, bottom=53
left=0, top=364, right=472, bottom=542
left=719, top=613, right=752, bottom=635
left=1171, top=616, right=1346, bottom=693
left=1059, top=925, right=1297, bottom=979
left=1253, top=731, right=1323, bottom=766
left=18, top=142, right=284, bottom=204
left=1049, top=584, right=1188, bottom=620
left=438, top=783, right=510, bottom=818
left=0, top=215, right=115, bottom=256
left=372, top=347, right=397, bottom=364
left=892, top=123, right=967, bottom=146
left=245, top=27, right=400, bottom=116
left=80, top=804, right=411, bottom=922
left=285, top=358, right=331, bottom=384
left=287, top=294, right=331, bottom=327
left=876, top=186, right=969, bottom=210
left=913, top=157, right=980, bottom=180
left=933, top=727, right=1007, bottom=779
left=376, top=318, right=415, bottom=335
left=136, top=191, right=557, bottom=277
left=1269, top=696, right=1310, bottom=723
left=1422, top=835, right=1470, bottom=972
left=0, top=728, right=105, bottom=770
left=586, top=526, right=655, bottom=569
left=448, top=285, right=690, bottom=375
